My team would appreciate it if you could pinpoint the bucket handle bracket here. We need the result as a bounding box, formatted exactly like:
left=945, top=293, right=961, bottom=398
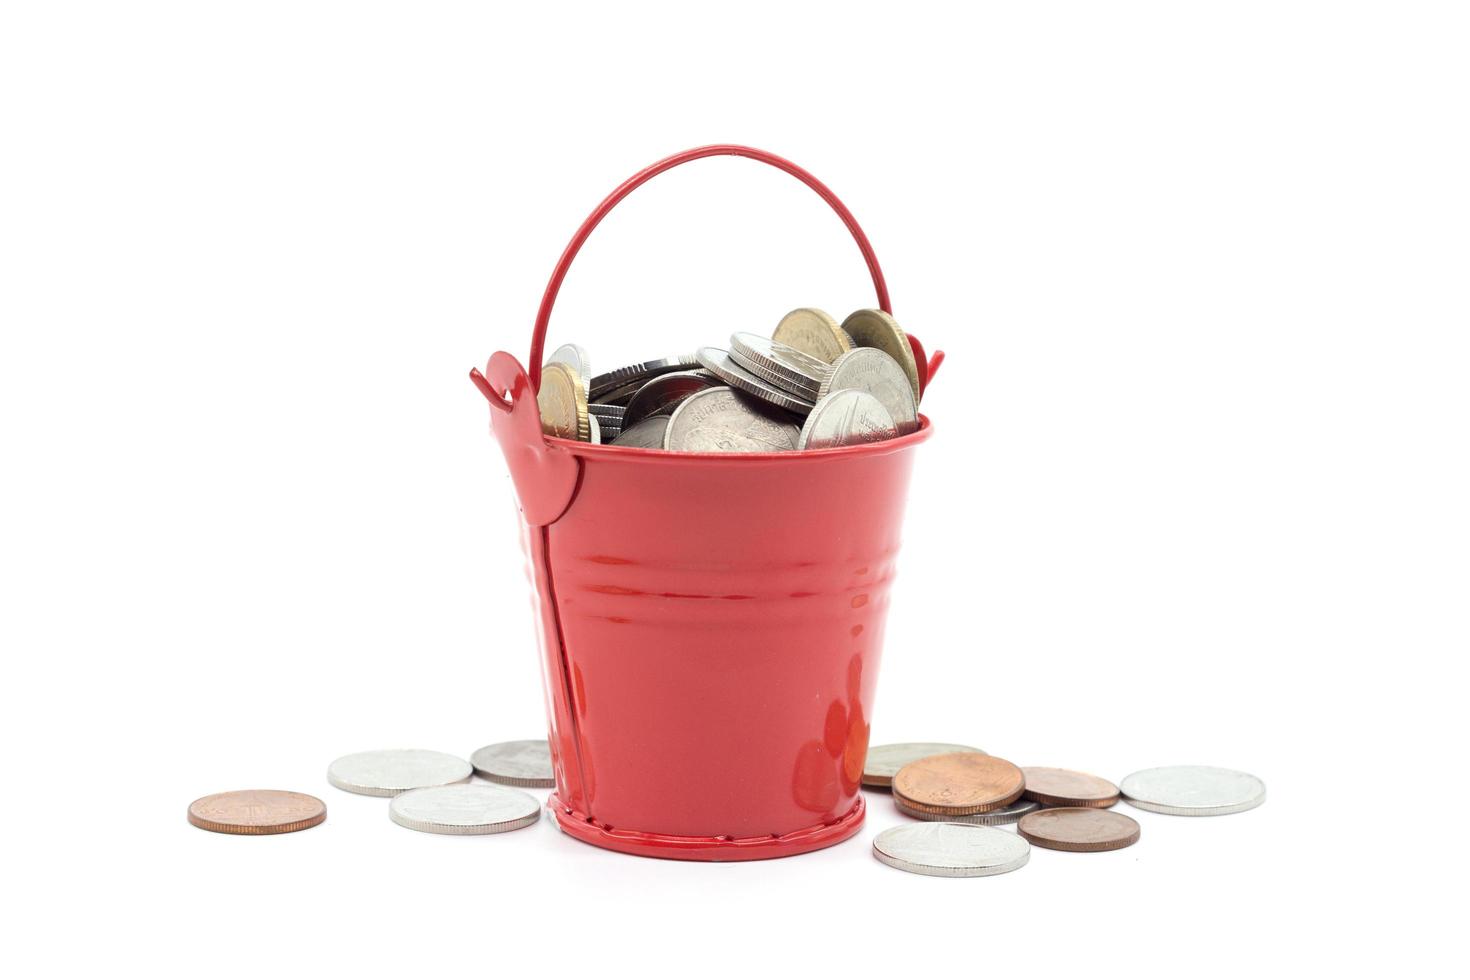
left=472, top=351, right=581, bottom=527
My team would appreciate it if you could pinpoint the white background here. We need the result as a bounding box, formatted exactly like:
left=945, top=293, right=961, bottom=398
left=3, top=2, right=1465, bottom=976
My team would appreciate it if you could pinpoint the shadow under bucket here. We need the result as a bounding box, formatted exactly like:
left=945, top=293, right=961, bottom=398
left=472, top=146, right=939, bottom=860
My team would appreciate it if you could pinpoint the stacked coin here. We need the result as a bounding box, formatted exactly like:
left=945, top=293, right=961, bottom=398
left=534, top=307, right=924, bottom=452
left=891, top=752, right=1027, bottom=818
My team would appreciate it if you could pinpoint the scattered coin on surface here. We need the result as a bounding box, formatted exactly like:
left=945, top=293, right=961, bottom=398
left=470, top=739, right=555, bottom=788
left=326, top=749, right=473, bottom=798
left=187, top=790, right=326, bottom=836
left=841, top=308, right=922, bottom=403
left=663, top=387, right=801, bottom=453
left=894, top=792, right=1040, bottom=825
left=872, top=822, right=1031, bottom=878
left=1021, top=767, right=1121, bottom=808
left=1018, top=807, right=1141, bottom=852
left=773, top=307, right=852, bottom=363
left=798, top=389, right=898, bottom=450
left=1120, top=765, right=1266, bottom=816
left=389, top=783, right=541, bottom=836
left=892, top=752, right=1026, bottom=816
left=862, top=742, right=986, bottom=788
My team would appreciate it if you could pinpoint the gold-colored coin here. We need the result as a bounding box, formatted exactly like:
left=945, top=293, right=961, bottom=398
left=892, top=752, right=1026, bottom=816
left=841, top=309, right=921, bottom=403
left=773, top=308, right=852, bottom=363
left=537, top=361, right=590, bottom=441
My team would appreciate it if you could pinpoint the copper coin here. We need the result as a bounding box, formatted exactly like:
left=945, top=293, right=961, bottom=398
left=1021, top=766, right=1121, bottom=808
left=892, top=752, right=1025, bottom=816
left=1017, top=807, right=1140, bottom=852
left=187, top=790, right=326, bottom=836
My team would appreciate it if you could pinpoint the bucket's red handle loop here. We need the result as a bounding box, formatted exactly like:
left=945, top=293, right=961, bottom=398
left=527, top=144, right=895, bottom=392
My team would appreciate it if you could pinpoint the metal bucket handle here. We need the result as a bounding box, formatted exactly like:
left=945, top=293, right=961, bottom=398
left=469, top=145, right=943, bottom=526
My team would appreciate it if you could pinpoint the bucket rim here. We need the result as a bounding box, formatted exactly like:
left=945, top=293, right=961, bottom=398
left=548, top=414, right=933, bottom=462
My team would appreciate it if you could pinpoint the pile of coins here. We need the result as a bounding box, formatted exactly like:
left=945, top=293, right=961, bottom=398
left=537, top=307, right=924, bottom=452
left=189, top=737, right=1265, bottom=880
left=186, top=740, right=556, bottom=837
left=864, top=742, right=1266, bottom=878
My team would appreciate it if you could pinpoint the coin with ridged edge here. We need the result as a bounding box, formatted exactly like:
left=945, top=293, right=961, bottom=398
left=841, top=308, right=921, bottom=402
left=548, top=343, right=591, bottom=387
left=872, top=822, right=1031, bottom=878
left=894, top=793, right=1039, bottom=826
left=621, top=370, right=718, bottom=428
left=664, top=387, right=801, bottom=453
left=730, top=332, right=830, bottom=397
left=818, top=347, right=918, bottom=435
left=1021, top=767, right=1121, bottom=808
left=326, top=749, right=473, bottom=797
left=389, top=783, right=541, bottom=836
left=1120, top=765, right=1266, bottom=816
left=863, top=742, right=987, bottom=788
left=611, top=415, right=670, bottom=449
left=893, top=752, right=1025, bottom=816
left=187, top=790, right=326, bottom=836
left=537, top=361, right=590, bottom=441
left=798, top=389, right=897, bottom=450
left=773, top=307, right=852, bottom=363
left=589, top=355, right=698, bottom=401
left=1018, top=807, right=1141, bottom=852
left=470, top=739, right=555, bottom=788
left=696, top=348, right=815, bottom=414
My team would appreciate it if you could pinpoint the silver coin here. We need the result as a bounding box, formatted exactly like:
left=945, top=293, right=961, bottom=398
left=1120, top=765, right=1266, bottom=816
left=894, top=793, right=1041, bottom=826
left=797, top=389, right=898, bottom=450
left=872, top=822, right=1031, bottom=878
left=818, top=347, right=919, bottom=435
left=470, top=739, right=556, bottom=788
left=589, top=355, right=698, bottom=401
left=547, top=343, right=591, bottom=387
left=621, top=370, right=718, bottom=428
left=589, top=403, right=626, bottom=420
left=326, top=749, right=473, bottom=797
left=588, top=413, right=601, bottom=444
left=610, top=415, right=669, bottom=449
left=389, top=783, right=541, bottom=836
left=696, top=347, right=815, bottom=414
left=664, top=387, right=801, bottom=453
left=729, top=332, right=830, bottom=397
left=863, top=742, right=986, bottom=787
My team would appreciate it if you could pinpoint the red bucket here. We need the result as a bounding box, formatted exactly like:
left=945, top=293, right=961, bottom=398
left=471, top=146, right=940, bottom=860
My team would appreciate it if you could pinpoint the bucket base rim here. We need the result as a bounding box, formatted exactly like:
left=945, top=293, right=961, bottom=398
left=547, top=794, right=866, bottom=862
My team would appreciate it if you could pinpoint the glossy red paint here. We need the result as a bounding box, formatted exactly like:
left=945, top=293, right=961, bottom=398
left=472, top=146, right=937, bottom=860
